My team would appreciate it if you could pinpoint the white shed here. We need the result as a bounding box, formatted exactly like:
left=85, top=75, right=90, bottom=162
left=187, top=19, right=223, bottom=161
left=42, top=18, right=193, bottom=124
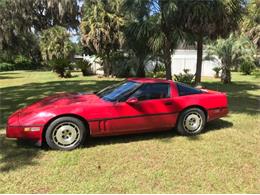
left=171, top=49, right=219, bottom=77
left=76, top=49, right=220, bottom=77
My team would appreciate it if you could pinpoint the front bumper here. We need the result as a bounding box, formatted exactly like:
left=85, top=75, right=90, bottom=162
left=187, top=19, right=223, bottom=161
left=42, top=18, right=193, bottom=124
left=6, top=125, right=43, bottom=140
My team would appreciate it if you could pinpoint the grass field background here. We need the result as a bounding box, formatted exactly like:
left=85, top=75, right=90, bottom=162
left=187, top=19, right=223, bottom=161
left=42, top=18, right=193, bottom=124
left=0, top=71, right=259, bottom=193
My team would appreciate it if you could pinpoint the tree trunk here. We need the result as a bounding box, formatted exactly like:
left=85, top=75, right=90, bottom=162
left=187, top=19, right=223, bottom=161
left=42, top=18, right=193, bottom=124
left=221, top=66, right=231, bottom=84
left=103, top=55, right=111, bottom=77
left=108, top=61, right=113, bottom=76
left=195, top=36, right=203, bottom=84
left=103, top=60, right=109, bottom=77
left=164, top=42, right=172, bottom=80
left=136, top=57, right=145, bottom=77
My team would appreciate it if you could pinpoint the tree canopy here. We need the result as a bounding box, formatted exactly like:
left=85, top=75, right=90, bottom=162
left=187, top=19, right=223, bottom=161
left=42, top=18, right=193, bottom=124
left=0, top=0, right=80, bottom=56
left=0, top=0, right=257, bottom=83
left=178, top=0, right=244, bottom=83
left=240, top=0, right=260, bottom=55
left=40, top=25, right=74, bottom=77
left=80, top=0, right=125, bottom=76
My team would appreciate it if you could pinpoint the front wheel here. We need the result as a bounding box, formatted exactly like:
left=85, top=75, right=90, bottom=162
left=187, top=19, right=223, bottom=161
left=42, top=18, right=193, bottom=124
left=177, top=108, right=206, bottom=136
left=45, top=117, right=87, bottom=150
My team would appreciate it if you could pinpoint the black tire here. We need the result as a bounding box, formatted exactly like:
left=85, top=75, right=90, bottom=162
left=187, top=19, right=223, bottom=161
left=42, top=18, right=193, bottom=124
left=177, top=108, right=206, bottom=136
left=45, top=116, right=87, bottom=150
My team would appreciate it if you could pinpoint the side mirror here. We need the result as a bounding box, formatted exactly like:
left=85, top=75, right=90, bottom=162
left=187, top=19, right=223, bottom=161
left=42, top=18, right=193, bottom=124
left=126, top=97, right=138, bottom=104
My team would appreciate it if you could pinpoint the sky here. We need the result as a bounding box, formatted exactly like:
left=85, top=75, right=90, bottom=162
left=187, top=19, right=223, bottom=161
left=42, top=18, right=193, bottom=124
left=70, top=34, right=80, bottom=43
left=69, top=0, right=84, bottom=43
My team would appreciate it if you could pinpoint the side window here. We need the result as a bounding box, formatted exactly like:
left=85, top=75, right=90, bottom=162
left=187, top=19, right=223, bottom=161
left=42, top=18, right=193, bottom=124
left=176, top=82, right=203, bottom=96
left=129, top=83, right=170, bottom=101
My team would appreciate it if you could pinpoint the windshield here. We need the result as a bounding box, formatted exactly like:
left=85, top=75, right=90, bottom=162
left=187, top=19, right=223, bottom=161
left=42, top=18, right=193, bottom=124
left=96, top=81, right=141, bottom=102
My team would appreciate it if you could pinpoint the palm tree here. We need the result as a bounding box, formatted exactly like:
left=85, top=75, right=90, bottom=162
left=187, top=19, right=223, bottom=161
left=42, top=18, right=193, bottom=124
left=40, top=26, right=74, bottom=77
left=80, top=0, right=125, bottom=76
left=148, top=0, right=182, bottom=80
left=179, top=0, right=244, bottom=84
left=206, top=33, right=256, bottom=83
left=240, top=0, right=260, bottom=56
left=124, top=0, right=153, bottom=77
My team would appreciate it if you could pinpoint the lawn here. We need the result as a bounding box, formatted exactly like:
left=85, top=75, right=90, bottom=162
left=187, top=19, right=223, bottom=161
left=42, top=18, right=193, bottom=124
left=0, top=71, right=259, bottom=193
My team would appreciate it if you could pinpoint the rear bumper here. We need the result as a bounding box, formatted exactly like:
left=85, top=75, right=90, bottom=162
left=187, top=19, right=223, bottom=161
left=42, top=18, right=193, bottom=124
left=207, top=107, right=228, bottom=121
left=6, top=125, right=43, bottom=141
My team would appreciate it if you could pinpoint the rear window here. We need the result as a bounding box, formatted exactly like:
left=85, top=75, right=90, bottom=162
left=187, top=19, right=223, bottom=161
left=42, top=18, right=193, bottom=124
left=176, top=82, right=203, bottom=96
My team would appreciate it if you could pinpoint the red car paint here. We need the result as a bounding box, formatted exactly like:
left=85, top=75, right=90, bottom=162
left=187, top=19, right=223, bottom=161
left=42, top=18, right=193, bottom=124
left=6, top=78, right=228, bottom=144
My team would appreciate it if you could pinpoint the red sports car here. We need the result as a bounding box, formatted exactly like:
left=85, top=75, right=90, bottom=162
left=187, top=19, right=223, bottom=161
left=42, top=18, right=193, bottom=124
left=6, top=78, right=228, bottom=150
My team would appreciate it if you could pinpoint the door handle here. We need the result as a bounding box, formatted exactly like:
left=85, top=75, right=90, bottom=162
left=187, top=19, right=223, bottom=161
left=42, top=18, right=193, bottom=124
left=164, top=101, right=173, bottom=106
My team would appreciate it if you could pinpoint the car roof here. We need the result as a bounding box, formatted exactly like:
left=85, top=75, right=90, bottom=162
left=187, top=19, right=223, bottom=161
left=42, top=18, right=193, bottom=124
left=127, top=78, right=173, bottom=84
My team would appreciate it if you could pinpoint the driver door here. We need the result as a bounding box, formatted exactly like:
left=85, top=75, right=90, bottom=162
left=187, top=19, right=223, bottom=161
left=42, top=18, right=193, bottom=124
left=105, top=83, right=178, bottom=133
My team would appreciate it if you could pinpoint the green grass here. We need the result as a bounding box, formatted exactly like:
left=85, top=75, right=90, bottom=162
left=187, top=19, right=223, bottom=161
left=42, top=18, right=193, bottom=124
left=0, top=71, right=259, bottom=193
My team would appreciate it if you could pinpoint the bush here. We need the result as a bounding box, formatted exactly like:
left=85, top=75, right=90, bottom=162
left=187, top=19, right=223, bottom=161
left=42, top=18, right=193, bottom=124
left=240, top=61, right=256, bottom=75
left=212, top=67, right=221, bottom=78
left=112, top=63, right=136, bottom=78
left=0, top=55, right=39, bottom=71
left=64, top=69, right=72, bottom=78
left=110, top=54, right=136, bottom=78
left=146, top=62, right=166, bottom=78
left=153, top=63, right=165, bottom=73
left=0, top=62, right=15, bottom=71
left=154, top=71, right=165, bottom=78
left=174, top=69, right=194, bottom=85
left=49, top=59, right=72, bottom=78
left=76, top=60, right=93, bottom=76
left=14, top=55, right=33, bottom=70
left=146, top=71, right=165, bottom=78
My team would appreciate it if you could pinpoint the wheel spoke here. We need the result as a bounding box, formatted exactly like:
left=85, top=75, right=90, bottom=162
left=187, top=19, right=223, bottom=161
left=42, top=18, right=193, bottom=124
left=183, top=112, right=202, bottom=132
left=52, top=122, right=81, bottom=148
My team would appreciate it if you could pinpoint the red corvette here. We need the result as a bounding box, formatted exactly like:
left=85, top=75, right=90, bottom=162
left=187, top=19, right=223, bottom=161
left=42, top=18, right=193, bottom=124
left=6, top=78, right=228, bottom=150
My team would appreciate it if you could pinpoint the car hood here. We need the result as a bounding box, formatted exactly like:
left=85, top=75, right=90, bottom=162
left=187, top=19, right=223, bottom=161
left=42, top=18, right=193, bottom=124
left=18, top=92, right=103, bottom=115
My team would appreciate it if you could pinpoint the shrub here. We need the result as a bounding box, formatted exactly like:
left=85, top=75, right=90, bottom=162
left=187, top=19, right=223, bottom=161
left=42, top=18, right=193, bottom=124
left=154, top=71, right=166, bottom=78
left=112, top=63, right=135, bottom=78
left=212, top=67, right=221, bottom=78
left=146, top=71, right=165, bottom=78
left=240, top=61, right=256, bottom=75
left=14, top=55, right=34, bottom=70
left=76, top=60, right=93, bottom=76
left=64, top=69, right=72, bottom=78
left=0, top=55, right=39, bottom=71
left=153, top=63, right=165, bottom=73
left=0, top=62, right=15, bottom=71
left=109, top=53, right=136, bottom=78
left=153, top=63, right=166, bottom=78
left=174, top=69, right=195, bottom=85
left=146, top=62, right=166, bottom=78
left=49, top=59, right=72, bottom=78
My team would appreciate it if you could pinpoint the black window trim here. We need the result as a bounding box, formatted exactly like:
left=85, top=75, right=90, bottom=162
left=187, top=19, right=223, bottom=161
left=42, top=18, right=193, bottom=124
left=120, top=82, right=171, bottom=102
left=175, top=82, right=203, bottom=96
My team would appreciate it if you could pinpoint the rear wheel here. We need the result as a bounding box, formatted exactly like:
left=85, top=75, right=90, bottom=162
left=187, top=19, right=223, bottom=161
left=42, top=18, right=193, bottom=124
left=45, top=117, right=87, bottom=150
left=177, top=108, right=206, bottom=136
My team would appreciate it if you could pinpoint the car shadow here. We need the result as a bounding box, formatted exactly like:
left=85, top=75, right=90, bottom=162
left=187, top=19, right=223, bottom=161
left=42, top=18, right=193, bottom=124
left=0, top=73, right=252, bottom=172
left=0, top=118, right=232, bottom=172
left=0, top=133, right=42, bottom=172
left=84, top=118, right=233, bottom=147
